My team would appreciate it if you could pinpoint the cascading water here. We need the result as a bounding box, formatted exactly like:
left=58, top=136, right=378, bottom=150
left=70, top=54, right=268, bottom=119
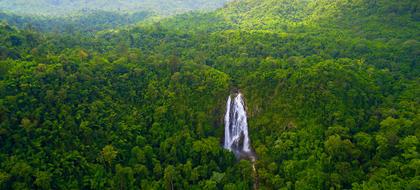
left=224, top=93, right=254, bottom=159
left=224, top=92, right=259, bottom=189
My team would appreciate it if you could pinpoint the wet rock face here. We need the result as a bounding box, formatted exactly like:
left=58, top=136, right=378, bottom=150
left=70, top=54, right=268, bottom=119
left=224, top=93, right=256, bottom=160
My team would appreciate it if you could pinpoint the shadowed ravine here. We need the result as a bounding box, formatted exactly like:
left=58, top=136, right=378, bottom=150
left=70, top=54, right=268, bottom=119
left=223, top=92, right=259, bottom=189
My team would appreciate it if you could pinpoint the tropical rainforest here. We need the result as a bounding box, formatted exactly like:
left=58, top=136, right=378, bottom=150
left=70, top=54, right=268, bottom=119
left=0, top=0, right=419, bottom=189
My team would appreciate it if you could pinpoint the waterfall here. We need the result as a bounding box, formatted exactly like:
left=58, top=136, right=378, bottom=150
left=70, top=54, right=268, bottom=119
left=224, top=93, right=252, bottom=154
left=224, top=92, right=258, bottom=189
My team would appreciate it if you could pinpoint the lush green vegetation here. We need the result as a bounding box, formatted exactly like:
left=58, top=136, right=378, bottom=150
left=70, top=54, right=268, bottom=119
left=0, top=0, right=229, bottom=16
left=0, top=0, right=419, bottom=189
left=0, top=11, right=151, bottom=34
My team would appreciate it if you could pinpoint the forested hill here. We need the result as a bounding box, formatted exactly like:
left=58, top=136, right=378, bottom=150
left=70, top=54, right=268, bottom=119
left=0, top=11, right=151, bottom=34
left=217, top=0, right=419, bottom=39
left=220, top=0, right=419, bottom=28
left=0, top=0, right=230, bottom=16
left=161, top=0, right=419, bottom=35
left=0, top=0, right=419, bottom=189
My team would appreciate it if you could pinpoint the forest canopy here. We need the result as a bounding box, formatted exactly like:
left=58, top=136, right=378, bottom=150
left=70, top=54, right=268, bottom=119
left=0, top=0, right=230, bottom=16
left=0, top=0, right=419, bottom=189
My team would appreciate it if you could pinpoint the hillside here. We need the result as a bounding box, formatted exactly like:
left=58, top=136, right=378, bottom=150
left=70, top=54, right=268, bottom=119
left=0, top=11, right=151, bottom=34
left=0, top=0, right=419, bottom=189
left=0, top=0, right=230, bottom=16
left=218, top=0, right=419, bottom=40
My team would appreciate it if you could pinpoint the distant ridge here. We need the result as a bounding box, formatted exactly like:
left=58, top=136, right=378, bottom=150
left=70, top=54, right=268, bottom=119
left=0, top=0, right=230, bottom=16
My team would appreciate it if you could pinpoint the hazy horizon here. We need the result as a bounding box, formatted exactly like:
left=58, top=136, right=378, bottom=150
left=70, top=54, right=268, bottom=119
left=0, top=0, right=231, bottom=16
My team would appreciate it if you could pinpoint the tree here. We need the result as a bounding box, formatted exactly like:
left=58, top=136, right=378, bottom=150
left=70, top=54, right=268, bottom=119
left=102, top=145, right=118, bottom=167
left=113, top=165, right=135, bottom=190
left=34, top=171, right=52, bottom=190
left=163, top=165, right=176, bottom=190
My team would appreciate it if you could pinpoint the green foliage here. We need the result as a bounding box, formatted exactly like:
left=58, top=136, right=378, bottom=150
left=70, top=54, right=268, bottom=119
left=0, top=0, right=418, bottom=189
left=0, top=11, right=151, bottom=34
left=0, top=0, right=229, bottom=16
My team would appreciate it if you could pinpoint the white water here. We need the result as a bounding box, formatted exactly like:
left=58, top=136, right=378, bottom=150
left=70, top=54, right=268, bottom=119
left=224, top=93, right=252, bottom=153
